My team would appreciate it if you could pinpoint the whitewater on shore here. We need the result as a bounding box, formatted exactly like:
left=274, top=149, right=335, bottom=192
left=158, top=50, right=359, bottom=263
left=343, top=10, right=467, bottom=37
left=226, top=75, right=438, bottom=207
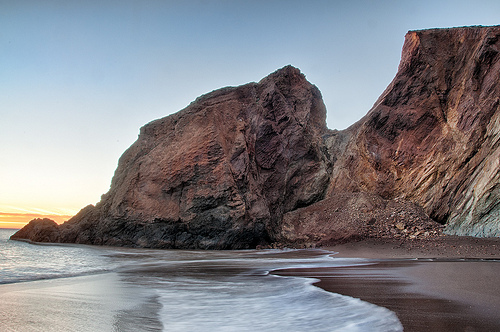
left=0, top=228, right=402, bottom=332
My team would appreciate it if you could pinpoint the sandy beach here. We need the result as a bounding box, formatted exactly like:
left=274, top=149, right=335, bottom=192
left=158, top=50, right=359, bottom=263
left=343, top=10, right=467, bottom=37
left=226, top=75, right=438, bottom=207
left=3, top=232, right=500, bottom=331
left=277, top=236, right=500, bottom=332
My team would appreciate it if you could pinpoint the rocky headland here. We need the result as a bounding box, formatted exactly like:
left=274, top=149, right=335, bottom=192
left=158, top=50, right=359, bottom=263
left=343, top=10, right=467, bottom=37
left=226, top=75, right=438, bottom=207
left=12, top=25, right=500, bottom=249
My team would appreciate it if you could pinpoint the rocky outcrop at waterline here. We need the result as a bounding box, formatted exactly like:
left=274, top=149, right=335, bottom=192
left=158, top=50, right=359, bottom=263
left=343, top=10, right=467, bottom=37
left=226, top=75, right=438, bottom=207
left=12, top=25, right=500, bottom=248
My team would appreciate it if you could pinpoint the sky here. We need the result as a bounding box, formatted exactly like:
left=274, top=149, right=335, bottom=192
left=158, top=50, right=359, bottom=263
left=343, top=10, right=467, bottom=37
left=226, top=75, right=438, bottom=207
left=1, top=0, right=499, bottom=229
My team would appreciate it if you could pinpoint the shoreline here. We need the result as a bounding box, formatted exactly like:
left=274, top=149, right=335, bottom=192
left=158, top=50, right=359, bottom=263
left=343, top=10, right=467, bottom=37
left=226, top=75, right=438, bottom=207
left=5, top=229, right=500, bottom=331
left=278, top=237, right=500, bottom=332
left=0, top=272, right=163, bottom=332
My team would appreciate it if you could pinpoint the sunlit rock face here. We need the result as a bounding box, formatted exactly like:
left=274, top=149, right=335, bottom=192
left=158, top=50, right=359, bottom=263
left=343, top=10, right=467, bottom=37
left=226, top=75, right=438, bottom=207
left=12, top=26, right=500, bottom=248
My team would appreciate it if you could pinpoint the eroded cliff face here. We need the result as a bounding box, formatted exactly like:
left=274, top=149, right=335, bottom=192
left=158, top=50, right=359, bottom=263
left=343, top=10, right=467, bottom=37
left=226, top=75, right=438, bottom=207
left=327, top=26, right=500, bottom=237
left=11, top=26, right=500, bottom=248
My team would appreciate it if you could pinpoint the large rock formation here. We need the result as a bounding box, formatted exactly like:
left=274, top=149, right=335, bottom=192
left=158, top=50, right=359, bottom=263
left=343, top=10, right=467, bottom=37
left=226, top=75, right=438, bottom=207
left=13, top=66, right=331, bottom=249
left=12, top=25, right=500, bottom=248
left=328, top=26, right=500, bottom=237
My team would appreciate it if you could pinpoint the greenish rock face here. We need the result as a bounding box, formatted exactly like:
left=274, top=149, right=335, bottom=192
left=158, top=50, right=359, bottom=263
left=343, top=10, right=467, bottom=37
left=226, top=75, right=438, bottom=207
left=445, top=183, right=500, bottom=237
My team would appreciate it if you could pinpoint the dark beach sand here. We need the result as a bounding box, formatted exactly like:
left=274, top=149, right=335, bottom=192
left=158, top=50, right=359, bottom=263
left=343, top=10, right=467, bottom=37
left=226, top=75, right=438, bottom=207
left=277, top=237, right=500, bottom=332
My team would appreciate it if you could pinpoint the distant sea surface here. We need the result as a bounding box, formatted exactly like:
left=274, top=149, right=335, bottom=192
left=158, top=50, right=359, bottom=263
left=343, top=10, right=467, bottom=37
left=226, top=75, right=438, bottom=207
left=0, top=228, right=402, bottom=331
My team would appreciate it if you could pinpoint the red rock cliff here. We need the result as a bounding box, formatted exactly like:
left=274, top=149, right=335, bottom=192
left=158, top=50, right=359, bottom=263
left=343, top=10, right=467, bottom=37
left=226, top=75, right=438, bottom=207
left=331, top=26, right=500, bottom=237
left=13, top=65, right=331, bottom=249
left=12, top=26, right=500, bottom=247
left=281, top=26, right=500, bottom=245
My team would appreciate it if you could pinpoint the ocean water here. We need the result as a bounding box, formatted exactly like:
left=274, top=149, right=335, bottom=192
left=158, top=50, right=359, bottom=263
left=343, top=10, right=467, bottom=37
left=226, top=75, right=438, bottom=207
left=0, top=229, right=403, bottom=331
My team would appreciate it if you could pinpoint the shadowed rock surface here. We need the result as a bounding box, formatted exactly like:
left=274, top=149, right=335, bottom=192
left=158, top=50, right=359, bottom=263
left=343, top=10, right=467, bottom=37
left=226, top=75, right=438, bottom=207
left=11, top=218, right=60, bottom=243
left=12, top=25, right=500, bottom=248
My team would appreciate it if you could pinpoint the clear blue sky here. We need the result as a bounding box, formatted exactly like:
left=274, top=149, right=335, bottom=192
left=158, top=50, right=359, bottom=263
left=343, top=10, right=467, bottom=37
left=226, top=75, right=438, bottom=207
left=1, top=0, right=499, bottom=225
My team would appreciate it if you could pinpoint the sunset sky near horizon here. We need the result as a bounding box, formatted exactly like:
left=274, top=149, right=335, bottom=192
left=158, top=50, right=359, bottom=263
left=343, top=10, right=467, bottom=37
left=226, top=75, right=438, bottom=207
left=1, top=0, right=500, bottom=229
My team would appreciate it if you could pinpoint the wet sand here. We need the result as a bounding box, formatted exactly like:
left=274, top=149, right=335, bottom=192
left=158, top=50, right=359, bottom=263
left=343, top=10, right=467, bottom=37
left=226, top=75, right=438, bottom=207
left=277, top=237, right=500, bottom=332
left=0, top=273, right=162, bottom=332
left=3, top=236, right=499, bottom=331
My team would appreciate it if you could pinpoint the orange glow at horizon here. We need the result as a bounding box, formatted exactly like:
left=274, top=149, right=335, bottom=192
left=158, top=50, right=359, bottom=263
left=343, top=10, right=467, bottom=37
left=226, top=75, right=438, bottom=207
left=0, top=212, right=74, bottom=229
